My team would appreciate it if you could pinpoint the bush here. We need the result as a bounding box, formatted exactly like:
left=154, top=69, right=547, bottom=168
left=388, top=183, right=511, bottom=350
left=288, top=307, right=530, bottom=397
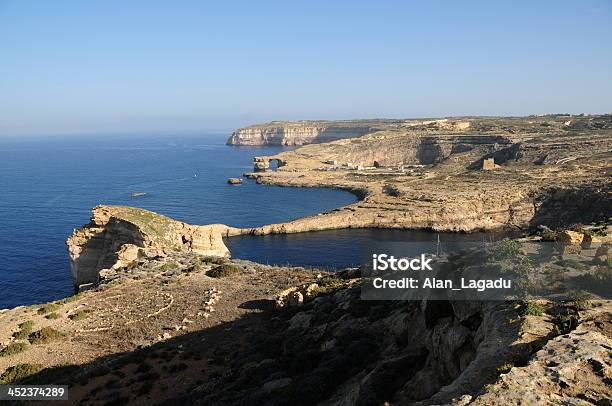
left=69, top=309, right=92, bottom=321
left=207, top=263, right=243, bottom=278
left=487, top=239, right=522, bottom=262
left=0, top=364, right=43, bottom=384
left=201, top=256, right=227, bottom=265
left=18, top=320, right=34, bottom=330
left=45, top=313, right=60, bottom=320
left=496, top=363, right=513, bottom=375
left=520, top=302, right=547, bottom=317
left=0, top=342, right=28, bottom=357
left=158, top=262, right=178, bottom=272
left=37, top=303, right=60, bottom=315
left=28, top=327, right=63, bottom=344
left=13, top=321, right=34, bottom=340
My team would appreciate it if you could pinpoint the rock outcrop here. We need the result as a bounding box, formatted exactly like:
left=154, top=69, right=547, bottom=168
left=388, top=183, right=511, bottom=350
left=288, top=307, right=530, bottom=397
left=66, top=206, right=235, bottom=288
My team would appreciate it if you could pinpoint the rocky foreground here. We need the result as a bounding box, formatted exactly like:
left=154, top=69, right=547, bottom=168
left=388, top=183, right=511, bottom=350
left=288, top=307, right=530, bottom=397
left=1, top=229, right=611, bottom=405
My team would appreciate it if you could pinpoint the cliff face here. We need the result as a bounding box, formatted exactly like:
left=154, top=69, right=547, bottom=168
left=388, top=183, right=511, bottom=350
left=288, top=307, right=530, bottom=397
left=227, top=122, right=379, bottom=146
left=66, top=206, right=234, bottom=288
left=226, top=119, right=473, bottom=146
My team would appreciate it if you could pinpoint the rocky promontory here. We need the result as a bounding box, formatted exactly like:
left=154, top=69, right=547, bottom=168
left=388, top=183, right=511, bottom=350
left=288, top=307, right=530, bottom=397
left=66, top=206, right=238, bottom=288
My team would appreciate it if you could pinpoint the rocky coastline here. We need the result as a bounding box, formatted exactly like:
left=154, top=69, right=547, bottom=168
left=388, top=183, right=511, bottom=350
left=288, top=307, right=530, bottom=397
left=1, top=114, right=610, bottom=405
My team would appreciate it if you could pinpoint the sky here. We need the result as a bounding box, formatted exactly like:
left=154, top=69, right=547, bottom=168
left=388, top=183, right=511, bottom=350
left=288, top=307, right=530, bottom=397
left=1, top=0, right=611, bottom=137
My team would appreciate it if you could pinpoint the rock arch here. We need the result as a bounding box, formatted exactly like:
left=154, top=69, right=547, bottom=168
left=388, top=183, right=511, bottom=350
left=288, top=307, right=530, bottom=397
left=253, top=157, right=285, bottom=172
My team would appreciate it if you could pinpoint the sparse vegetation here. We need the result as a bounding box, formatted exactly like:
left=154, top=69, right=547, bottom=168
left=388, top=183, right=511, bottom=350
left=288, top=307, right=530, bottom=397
left=55, top=294, right=81, bottom=305
left=37, top=303, right=60, bottom=315
left=496, top=363, right=513, bottom=374
left=45, top=312, right=60, bottom=320
left=0, top=342, right=28, bottom=357
left=158, top=262, right=179, bottom=272
left=28, top=327, right=63, bottom=344
left=520, top=302, right=547, bottom=317
left=0, top=363, right=43, bottom=384
left=13, top=320, right=34, bottom=339
left=69, top=309, right=93, bottom=321
left=567, top=290, right=593, bottom=310
left=487, top=239, right=522, bottom=262
left=557, top=258, right=584, bottom=270
left=200, top=256, right=227, bottom=265
left=207, top=263, right=243, bottom=278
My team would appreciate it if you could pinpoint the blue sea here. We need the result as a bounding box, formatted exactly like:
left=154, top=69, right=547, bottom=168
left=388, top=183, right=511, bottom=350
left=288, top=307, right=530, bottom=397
left=0, top=134, right=359, bottom=309
left=0, top=133, right=510, bottom=309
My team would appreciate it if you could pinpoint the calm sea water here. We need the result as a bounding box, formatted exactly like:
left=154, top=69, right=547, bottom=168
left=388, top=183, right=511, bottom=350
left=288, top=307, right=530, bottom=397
left=0, top=134, right=358, bottom=308
left=0, top=134, right=510, bottom=309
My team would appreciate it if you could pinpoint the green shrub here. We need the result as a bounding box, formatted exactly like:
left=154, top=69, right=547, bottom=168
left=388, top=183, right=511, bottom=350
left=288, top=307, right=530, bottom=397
left=496, top=363, right=513, bottom=375
left=158, top=262, right=178, bottom=272
left=487, top=239, right=522, bottom=262
left=69, top=309, right=92, bottom=321
left=0, top=363, right=43, bottom=384
left=18, top=321, right=34, bottom=331
left=207, top=263, right=243, bottom=278
left=45, top=313, right=60, bottom=320
left=551, top=313, right=577, bottom=336
left=13, top=321, right=34, bottom=340
left=519, top=302, right=547, bottom=317
left=37, top=303, right=60, bottom=315
left=0, top=342, right=28, bottom=357
left=28, top=327, right=63, bottom=344
left=200, top=256, right=227, bottom=265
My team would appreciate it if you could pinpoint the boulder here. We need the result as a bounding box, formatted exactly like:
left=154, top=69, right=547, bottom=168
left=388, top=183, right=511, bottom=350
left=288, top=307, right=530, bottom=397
left=227, top=177, right=243, bottom=185
left=287, top=291, right=304, bottom=307
left=558, top=230, right=584, bottom=245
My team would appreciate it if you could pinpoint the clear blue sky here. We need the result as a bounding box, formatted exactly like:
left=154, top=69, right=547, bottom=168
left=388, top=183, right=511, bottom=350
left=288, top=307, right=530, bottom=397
left=1, top=0, right=611, bottom=136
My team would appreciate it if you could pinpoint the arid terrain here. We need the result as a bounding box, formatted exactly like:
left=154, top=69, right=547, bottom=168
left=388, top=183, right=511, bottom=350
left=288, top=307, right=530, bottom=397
left=1, top=114, right=611, bottom=405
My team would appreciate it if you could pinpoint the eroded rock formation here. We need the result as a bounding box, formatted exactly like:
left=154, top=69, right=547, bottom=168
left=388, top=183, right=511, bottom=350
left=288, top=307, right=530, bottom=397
left=66, top=205, right=236, bottom=288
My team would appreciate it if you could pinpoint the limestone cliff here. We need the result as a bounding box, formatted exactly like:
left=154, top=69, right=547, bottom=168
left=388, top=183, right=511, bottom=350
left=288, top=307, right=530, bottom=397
left=227, top=121, right=382, bottom=146
left=66, top=206, right=236, bottom=288
left=227, top=119, right=473, bottom=146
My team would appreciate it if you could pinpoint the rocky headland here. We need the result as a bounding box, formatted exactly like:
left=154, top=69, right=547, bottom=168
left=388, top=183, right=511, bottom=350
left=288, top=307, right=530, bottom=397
left=246, top=114, right=611, bottom=234
left=1, top=114, right=611, bottom=405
